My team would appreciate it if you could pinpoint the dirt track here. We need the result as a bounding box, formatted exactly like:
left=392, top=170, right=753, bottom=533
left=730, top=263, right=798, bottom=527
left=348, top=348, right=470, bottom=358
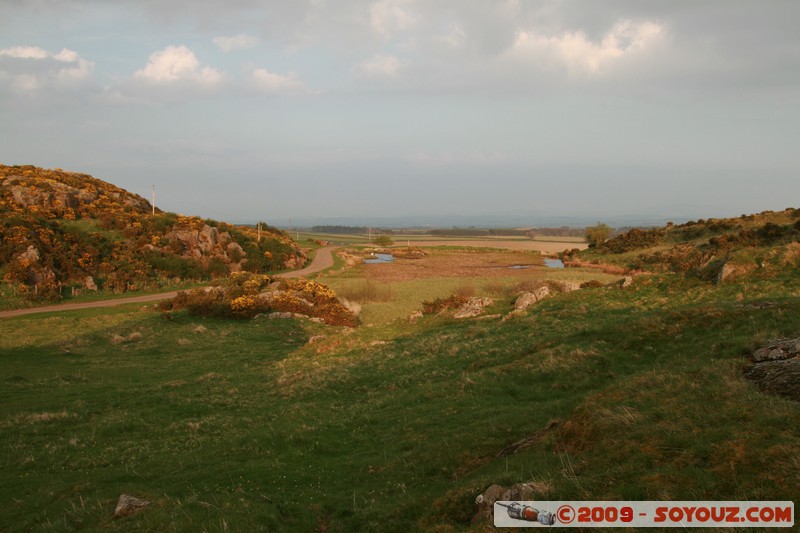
left=0, top=246, right=339, bottom=319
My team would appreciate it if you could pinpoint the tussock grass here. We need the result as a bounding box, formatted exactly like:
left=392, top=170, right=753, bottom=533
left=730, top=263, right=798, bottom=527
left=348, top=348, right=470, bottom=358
left=334, top=280, right=393, bottom=302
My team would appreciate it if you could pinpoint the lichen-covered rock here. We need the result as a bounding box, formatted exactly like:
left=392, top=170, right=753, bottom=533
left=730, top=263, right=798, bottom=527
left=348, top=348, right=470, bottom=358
left=751, top=338, right=800, bottom=362
left=745, top=338, right=800, bottom=403
left=113, top=494, right=150, bottom=518
left=454, top=297, right=494, bottom=319
left=553, top=280, right=580, bottom=292
left=745, top=360, right=800, bottom=402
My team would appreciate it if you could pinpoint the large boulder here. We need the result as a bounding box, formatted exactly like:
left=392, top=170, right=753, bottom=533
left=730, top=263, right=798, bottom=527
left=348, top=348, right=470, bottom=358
left=745, top=338, right=800, bottom=403
left=514, top=286, right=550, bottom=311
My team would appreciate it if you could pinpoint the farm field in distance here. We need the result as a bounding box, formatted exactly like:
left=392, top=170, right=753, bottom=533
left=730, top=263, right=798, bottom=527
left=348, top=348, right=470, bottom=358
left=298, top=231, right=588, bottom=254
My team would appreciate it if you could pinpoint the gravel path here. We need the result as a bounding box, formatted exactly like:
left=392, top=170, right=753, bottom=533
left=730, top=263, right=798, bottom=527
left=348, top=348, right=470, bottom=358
left=0, top=246, right=339, bottom=318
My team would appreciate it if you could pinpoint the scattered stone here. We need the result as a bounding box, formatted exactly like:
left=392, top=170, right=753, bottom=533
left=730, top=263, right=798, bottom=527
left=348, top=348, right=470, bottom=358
left=408, top=310, right=423, bottom=323
left=454, top=297, right=494, bottom=319
left=621, top=276, right=633, bottom=288
left=193, top=325, right=207, bottom=333
left=114, top=494, right=150, bottom=518
left=308, top=335, right=326, bottom=345
left=268, top=312, right=293, bottom=320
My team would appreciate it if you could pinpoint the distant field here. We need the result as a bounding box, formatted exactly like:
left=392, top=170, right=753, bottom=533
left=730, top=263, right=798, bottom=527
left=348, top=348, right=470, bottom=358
left=529, top=234, right=586, bottom=243
left=299, top=232, right=587, bottom=253
left=400, top=239, right=585, bottom=253
left=317, top=248, right=616, bottom=324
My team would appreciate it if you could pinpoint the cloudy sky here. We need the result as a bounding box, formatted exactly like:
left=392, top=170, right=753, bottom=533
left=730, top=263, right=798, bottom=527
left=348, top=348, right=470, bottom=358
left=1, top=1, right=798, bottom=225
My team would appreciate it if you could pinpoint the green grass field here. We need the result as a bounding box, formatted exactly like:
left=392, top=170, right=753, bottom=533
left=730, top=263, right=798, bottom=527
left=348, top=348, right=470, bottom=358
left=2, top=261, right=799, bottom=530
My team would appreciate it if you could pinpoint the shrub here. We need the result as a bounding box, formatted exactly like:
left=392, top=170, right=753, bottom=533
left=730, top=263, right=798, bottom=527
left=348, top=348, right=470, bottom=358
left=585, top=223, right=612, bottom=247
left=422, top=294, right=469, bottom=315
left=168, top=273, right=358, bottom=326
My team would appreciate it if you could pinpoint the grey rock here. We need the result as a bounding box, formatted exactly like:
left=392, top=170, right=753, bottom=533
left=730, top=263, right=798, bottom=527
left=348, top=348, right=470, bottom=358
left=514, top=292, right=539, bottom=311
left=113, top=494, right=150, bottom=518
left=744, top=359, right=800, bottom=403
left=454, top=297, right=494, bottom=319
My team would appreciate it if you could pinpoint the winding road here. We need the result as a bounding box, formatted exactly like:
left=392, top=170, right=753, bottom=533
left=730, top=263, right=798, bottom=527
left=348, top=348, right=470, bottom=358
left=0, top=246, right=339, bottom=319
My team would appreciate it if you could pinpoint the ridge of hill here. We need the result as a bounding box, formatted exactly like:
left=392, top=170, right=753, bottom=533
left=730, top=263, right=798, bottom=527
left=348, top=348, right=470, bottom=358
left=565, top=208, right=800, bottom=282
left=0, top=165, right=306, bottom=304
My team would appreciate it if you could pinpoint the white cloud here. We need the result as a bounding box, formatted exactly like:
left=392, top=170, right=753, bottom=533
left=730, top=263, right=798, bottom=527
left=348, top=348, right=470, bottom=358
left=0, top=45, right=94, bottom=93
left=369, top=0, right=415, bottom=39
left=0, top=46, right=50, bottom=60
left=510, top=19, right=665, bottom=74
left=355, top=53, right=402, bottom=77
left=250, top=68, right=311, bottom=94
left=134, top=45, right=224, bottom=86
left=213, top=34, right=259, bottom=52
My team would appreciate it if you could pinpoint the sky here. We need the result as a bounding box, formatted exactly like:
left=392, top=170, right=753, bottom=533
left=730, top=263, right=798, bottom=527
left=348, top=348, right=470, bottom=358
left=1, top=1, right=799, bottom=226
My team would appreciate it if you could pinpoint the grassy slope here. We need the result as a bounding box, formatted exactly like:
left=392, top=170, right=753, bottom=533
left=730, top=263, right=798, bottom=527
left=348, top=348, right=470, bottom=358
left=2, top=268, right=799, bottom=531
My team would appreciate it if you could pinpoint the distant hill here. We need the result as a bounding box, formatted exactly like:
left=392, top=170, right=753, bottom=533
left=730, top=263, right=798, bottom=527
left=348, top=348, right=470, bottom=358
left=566, top=208, right=800, bottom=282
left=0, top=165, right=306, bottom=302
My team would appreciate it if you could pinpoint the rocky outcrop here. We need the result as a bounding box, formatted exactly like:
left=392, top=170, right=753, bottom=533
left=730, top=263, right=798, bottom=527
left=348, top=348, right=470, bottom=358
left=716, top=261, right=756, bottom=284
left=454, top=297, right=494, bottom=319
left=1, top=165, right=152, bottom=216
left=745, top=338, right=800, bottom=402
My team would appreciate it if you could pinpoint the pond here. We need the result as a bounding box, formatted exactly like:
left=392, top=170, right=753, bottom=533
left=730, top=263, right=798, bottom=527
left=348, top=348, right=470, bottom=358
left=364, top=253, right=395, bottom=264
left=544, top=258, right=565, bottom=268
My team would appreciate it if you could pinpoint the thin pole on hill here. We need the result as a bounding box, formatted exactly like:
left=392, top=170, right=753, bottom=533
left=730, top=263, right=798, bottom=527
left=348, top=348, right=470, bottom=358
left=151, top=185, right=155, bottom=216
